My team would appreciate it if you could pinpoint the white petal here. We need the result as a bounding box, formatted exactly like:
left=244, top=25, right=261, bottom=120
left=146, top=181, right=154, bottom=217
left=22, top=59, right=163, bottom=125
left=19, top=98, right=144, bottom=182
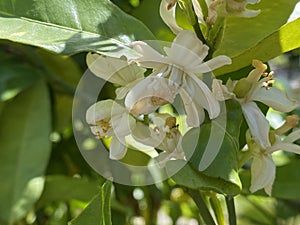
left=192, top=55, right=232, bottom=73
left=131, top=122, right=163, bottom=148
left=179, top=88, right=205, bottom=127
left=115, top=78, right=144, bottom=99
left=186, top=74, right=220, bottom=119
left=267, top=142, right=300, bottom=155
left=131, top=41, right=168, bottom=69
left=111, top=111, right=136, bottom=137
left=191, top=0, right=205, bottom=23
left=252, top=87, right=297, bottom=112
left=284, top=129, right=300, bottom=143
left=109, top=137, right=127, bottom=160
left=159, top=0, right=182, bottom=34
left=125, top=76, right=178, bottom=116
left=164, top=30, right=209, bottom=69
left=250, top=154, right=275, bottom=196
left=86, top=100, right=114, bottom=124
left=241, top=102, right=271, bottom=149
left=87, top=53, right=145, bottom=85
left=212, top=79, right=234, bottom=101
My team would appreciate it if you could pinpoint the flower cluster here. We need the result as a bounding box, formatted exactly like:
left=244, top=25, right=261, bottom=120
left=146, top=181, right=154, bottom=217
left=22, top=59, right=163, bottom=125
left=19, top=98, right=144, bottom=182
left=85, top=0, right=300, bottom=196
left=86, top=29, right=230, bottom=165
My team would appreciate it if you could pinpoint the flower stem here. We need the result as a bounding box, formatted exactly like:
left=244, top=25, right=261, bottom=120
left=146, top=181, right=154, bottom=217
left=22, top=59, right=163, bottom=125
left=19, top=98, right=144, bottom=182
left=225, top=196, right=237, bottom=225
left=188, top=189, right=216, bottom=225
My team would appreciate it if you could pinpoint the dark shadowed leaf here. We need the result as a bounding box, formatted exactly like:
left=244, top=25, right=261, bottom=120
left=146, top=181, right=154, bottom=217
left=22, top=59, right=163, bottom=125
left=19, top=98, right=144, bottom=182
left=0, top=80, right=51, bottom=223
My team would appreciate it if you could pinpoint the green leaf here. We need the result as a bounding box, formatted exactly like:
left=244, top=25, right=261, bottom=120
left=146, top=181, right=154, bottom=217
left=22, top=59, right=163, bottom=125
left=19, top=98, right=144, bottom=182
left=0, top=0, right=155, bottom=56
left=0, top=80, right=51, bottom=223
left=0, top=59, right=41, bottom=101
left=35, top=49, right=81, bottom=131
left=168, top=161, right=241, bottom=196
left=37, top=176, right=101, bottom=208
left=215, top=0, right=298, bottom=57
left=215, top=18, right=300, bottom=75
left=272, top=160, right=300, bottom=200
left=69, top=180, right=112, bottom=225
left=180, top=100, right=243, bottom=195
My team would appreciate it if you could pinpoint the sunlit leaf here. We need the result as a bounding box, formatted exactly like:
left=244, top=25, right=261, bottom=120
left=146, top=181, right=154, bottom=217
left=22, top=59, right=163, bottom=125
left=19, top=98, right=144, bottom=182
left=215, top=18, right=300, bottom=75
left=0, top=80, right=51, bottom=223
left=215, top=0, right=299, bottom=57
left=69, top=180, right=112, bottom=225
left=0, top=0, right=155, bottom=56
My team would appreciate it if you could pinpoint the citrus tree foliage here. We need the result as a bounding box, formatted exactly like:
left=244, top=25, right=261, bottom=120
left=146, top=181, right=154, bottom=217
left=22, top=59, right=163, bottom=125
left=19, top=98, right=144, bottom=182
left=0, top=0, right=300, bottom=224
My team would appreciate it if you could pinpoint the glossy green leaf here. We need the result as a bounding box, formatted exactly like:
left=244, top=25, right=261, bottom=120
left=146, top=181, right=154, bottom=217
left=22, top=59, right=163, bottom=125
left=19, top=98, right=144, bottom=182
left=37, top=176, right=101, bottom=208
left=0, top=80, right=51, bottom=223
left=69, top=180, right=112, bottom=225
left=215, top=18, right=300, bottom=75
left=215, top=0, right=298, bottom=57
left=168, top=161, right=241, bottom=196
left=0, top=0, right=155, bottom=56
left=181, top=100, right=243, bottom=194
left=0, top=59, right=40, bottom=101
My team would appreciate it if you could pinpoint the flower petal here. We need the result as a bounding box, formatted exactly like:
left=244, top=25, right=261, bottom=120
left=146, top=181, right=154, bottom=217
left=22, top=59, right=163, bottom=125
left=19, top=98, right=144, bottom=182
left=186, top=74, right=220, bottom=120
left=191, top=0, right=205, bottom=23
left=86, top=99, right=114, bottom=124
left=252, top=87, right=297, bottom=112
left=131, top=41, right=168, bottom=69
left=212, top=79, right=234, bottom=101
left=179, top=88, right=205, bottom=127
left=192, top=55, right=232, bottom=74
left=241, top=102, right=271, bottom=149
left=125, top=76, right=178, bottom=116
left=250, top=154, right=275, bottom=196
left=284, top=129, right=300, bottom=143
left=87, top=53, right=145, bottom=85
left=110, top=136, right=127, bottom=160
left=159, top=0, right=182, bottom=34
left=267, top=142, right=300, bottom=155
left=164, top=30, right=209, bottom=69
left=111, top=111, right=136, bottom=137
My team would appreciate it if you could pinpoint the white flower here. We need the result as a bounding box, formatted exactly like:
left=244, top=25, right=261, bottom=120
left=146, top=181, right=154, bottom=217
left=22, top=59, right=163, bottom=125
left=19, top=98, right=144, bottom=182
left=213, top=60, right=297, bottom=149
left=125, top=76, right=179, bottom=116
left=249, top=115, right=300, bottom=195
left=86, top=99, right=136, bottom=160
left=130, top=30, right=231, bottom=127
left=132, top=114, right=185, bottom=167
left=86, top=53, right=145, bottom=99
